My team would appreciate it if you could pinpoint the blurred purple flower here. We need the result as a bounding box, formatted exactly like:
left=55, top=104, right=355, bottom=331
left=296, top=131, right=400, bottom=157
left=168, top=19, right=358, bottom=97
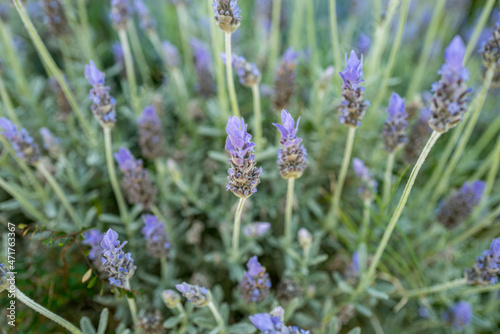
left=134, top=0, right=155, bottom=31
left=273, top=48, right=298, bottom=111
left=239, top=256, right=271, bottom=303
left=101, top=228, right=136, bottom=287
left=85, top=60, right=116, bottom=128
left=191, top=38, right=215, bottom=97
left=243, top=222, right=271, bottom=237
left=382, top=92, right=408, bottom=153
left=0, top=118, right=40, bottom=165
left=141, top=214, right=170, bottom=259
left=110, top=0, right=131, bottom=30
left=137, top=106, right=165, bottom=159
left=176, top=282, right=210, bottom=307
left=353, top=158, right=377, bottom=201
left=442, top=301, right=472, bottom=330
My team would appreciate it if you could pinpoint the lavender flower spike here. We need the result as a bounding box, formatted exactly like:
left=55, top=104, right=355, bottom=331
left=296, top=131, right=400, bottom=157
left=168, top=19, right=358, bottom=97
left=175, top=282, right=210, bottom=307
left=141, top=214, right=171, bottom=259
left=249, top=308, right=311, bottom=333
left=239, top=256, right=271, bottom=303
left=273, top=48, right=298, bottom=111
left=84, top=60, right=117, bottom=128
left=212, top=0, right=241, bottom=33
left=382, top=92, right=408, bottom=153
left=442, top=301, right=472, bottom=330
left=481, top=14, right=500, bottom=86
left=353, top=158, right=377, bottom=201
left=134, top=0, right=155, bottom=32
left=225, top=116, right=262, bottom=198
left=221, top=53, right=261, bottom=87
left=110, top=0, right=131, bottom=30
left=436, top=180, right=485, bottom=230
left=100, top=229, right=136, bottom=287
left=429, top=36, right=471, bottom=133
left=40, top=127, right=62, bottom=158
left=162, top=41, right=181, bottom=68
left=338, top=51, right=369, bottom=127
left=243, top=222, right=271, bottom=238
left=114, top=147, right=157, bottom=210
left=273, top=110, right=307, bottom=179
left=137, top=106, right=165, bottom=159
left=0, top=118, right=40, bottom=165
left=466, top=237, right=500, bottom=286
left=83, top=229, right=105, bottom=273
left=190, top=38, right=215, bottom=97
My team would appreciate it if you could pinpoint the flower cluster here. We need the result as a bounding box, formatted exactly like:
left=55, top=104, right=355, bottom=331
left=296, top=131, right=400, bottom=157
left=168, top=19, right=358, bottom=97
left=141, top=214, right=171, bottom=259
left=338, top=51, right=369, bottom=127
left=84, top=61, right=117, bottom=128
left=162, top=289, right=181, bottom=309
left=238, top=256, right=271, bottom=303
left=83, top=229, right=105, bottom=273
left=480, top=14, right=500, bottom=86
left=134, top=0, right=155, bottom=32
left=162, top=41, right=181, bottom=68
left=273, top=48, right=298, bottom=111
left=225, top=116, right=262, bottom=198
left=428, top=36, right=471, bottom=133
left=190, top=38, right=215, bottom=97
left=249, top=306, right=310, bottom=334
left=382, top=92, right=408, bottom=153
left=222, top=53, right=261, bottom=87
left=137, top=106, right=165, bottom=159
left=273, top=110, right=307, bottom=179
left=243, top=222, right=271, bottom=238
left=41, top=0, right=69, bottom=37
left=175, top=282, right=210, bottom=307
left=466, top=237, right=500, bottom=285
left=0, top=118, right=40, bottom=165
left=442, top=301, right=472, bottom=330
left=100, top=229, right=136, bottom=287
left=135, top=311, right=164, bottom=334
left=212, top=0, right=241, bottom=33
left=110, top=0, right=131, bottom=30
left=114, top=147, right=157, bottom=210
left=436, top=180, right=485, bottom=230
left=352, top=158, right=377, bottom=201
left=404, top=107, right=432, bottom=164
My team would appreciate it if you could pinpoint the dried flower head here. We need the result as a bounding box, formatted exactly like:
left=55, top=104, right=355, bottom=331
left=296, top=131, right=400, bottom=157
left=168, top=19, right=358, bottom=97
left=162, top=289, right=181, bottom=309
left=110, top=0, right=131, bottom=30
left=114, top=147, right=157, bottom=210
left=297, top=228, right=312, bottom=250
left=273, top=110, right=307, bottom=179
left=436, top=180, right=485, bottom=230
left=338, top=51, right=369, bottom=127
left=141, top=214, right=171, bottom=259
left=100, top=229, right=136, bottom=287
left=382, top=92, right=408, bottom=153
left=225, top=116, right=262, bottom=198
left=0, top=118, right=40, bottom=165
left=85, top=61, right=117, bottom=128
left=221, top=53, right=261, bottom=87
left=404, top=108, right=432, bottom=164
left=41, top=0, right=69, bottom=36
left=276, top=278, right=302, bottom=302
left=212, top=0, right=241, bottom=33
left=190, top=38, right=215, bottom=97
left=49, top=76, right=73, bottom=121
left=466, top=237, right=500, bottom=285
left=137, top=106, right=165, bottom=159
left=134, top=0, right=155, bottom=32
left=273, top=48, right=298, bottom=111
left=239, top=256, right=271, bottom=303
left=429, top=36, right=471, bottom=133
left=352, top=158, right=377, bottom=201
left=175, top=282, right=210, bottom=307
left=442, top=301, right=472, bottom=330
left=135, top=311, right=164, bottom=334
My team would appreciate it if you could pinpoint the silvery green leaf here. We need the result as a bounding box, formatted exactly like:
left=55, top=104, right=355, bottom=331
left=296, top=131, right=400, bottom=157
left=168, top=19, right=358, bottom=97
left=366, top=287, right=389, bottom=300
left=346, top=327, right=361, bottom=334
left=80, top=316, right=96, bottom=334
left=97, top=308, right=109, bottom=334
left=163, top=316, right=181, bottom=328
left=227, top=322, right=257, bottom=333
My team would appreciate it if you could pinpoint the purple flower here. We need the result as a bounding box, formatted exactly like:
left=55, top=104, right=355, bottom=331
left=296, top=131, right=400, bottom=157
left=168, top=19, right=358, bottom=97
left=480, top=14, right=500, bottom=86
left=212, top=0, right=241, bottom=33
left=243, top=222, right=271, bottom=238
left=491, top=237, right=500, bottom=259
left=221, top=53, right=261, bottom=87
left=429, top=36, right=471, bottom=133
left=114, top=147, right=140, bottom=172
left=190, top=38, right=215, bottom=97
left=175, top=282, right=210, bottom=307
left=382, top=92, right=408, bottom=152
left=0, top=118, right=40, bottom=165
left=338, top=51, right=369, bottom=127
left=357, top=32, right=371, bottom=54
left=443, top=301, right=472, bottom=330
left=352, top=158, right=377, bottom=201
left=239, top=256, right=271, bottom=303
left=249, top=313, right=285, bottom=333
left=40, top=127, right=62, bottom=158
left=41, top=0, right=69, bottom=37
left=466, top=237, right=500, bottom=285
left=273, top=110, right=307, bottom=179
left=100, top=229, right=136, bottom=287
left=137, top=106, right=165, bottom=159
left=274, top=48, right=298, bottom=110
left=141, top=214, right=171, bottom=259
left=110, top=0, right=131, bottom=30
left=83, top=229, right=105, bottom=272
left=297, top=228, right=312, bottom=249
left=162, top=41, right=180, bottom=68
left=85, top=61, right=116, bottom=128
left=134, top=0, right=155, bottom=31
left=225, top=116, right=262, bottom=198
left=162, top=289, right=181, bottom=309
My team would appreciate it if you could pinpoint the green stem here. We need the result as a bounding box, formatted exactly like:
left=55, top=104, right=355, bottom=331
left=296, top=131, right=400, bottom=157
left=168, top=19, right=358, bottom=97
left=362, top=199, right=371, bottom=242
left=207, top=300, right=226, bottom=334
left=485, top=134, right=500, bottom=200
left=450, top=204, right=500, bottom=246
left=160, top=257, right=168, bottom=285
left=16, top=288, right=83, bottom=334
left=103, top=128, right=131, bottom=239
left=118, top=28, right=139, bottom=115
left=464, top=0, right=496, bottom=64
left=305, top=0, right=317, bottom=68
left=429, top=67, right=494, bottom=205
left=328, top=127, right=356, bottom=230
left=251, top=84, right=263, bottom=150
left=0, top=75, right=21, bottom=125
left=77, top=0, right=97, bottom=67
left=383, top=152, right=395, bottom=205
left=284, top=178, right=296, bottom=244
left=405, top=0, right=446, bottom=99
left=11, top=0, right=95, bottom=143
left=232, top=197, right=246, bottom=261
left=357, top=131, right=441, bottom=293
left=268, top=0, right=283, bottom=73
left=288, top=0, right=304, bottom=49
left=124, top=280, right=138, bottom=325
left=127, top=21, right=151, bottom=87
left=37, top=163, right=83, bottom=229
left=402, top=278, right=467, bottom=298
left=176, top=4, right=194, bottom=75
left=328, top=0, right=342, bottom=77
left=224, top=33, right=240, bottom=117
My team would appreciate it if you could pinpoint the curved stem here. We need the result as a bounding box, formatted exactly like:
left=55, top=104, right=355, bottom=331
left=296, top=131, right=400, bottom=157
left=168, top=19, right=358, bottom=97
left=251, top=84, right=263, bottom=150
left=37, top=163, right=83, bottom=229
left=358, top=131, right=441, bottom=293
left=328, top=127, right=356, bottom=230
left=124, top=280, right=138, bottom=325
left=232, top=198, right=246, bottom=261
left=118, top=29, right=139, bottom=115
left=402, top=278, right=467, bottom=298
left=16, top=288, right=82, bottom=334
left=207, top=300, right=226, bottom=334
left=284, top=178, right=296, bottom=244
left=383, top=152, right=395, bottom=205
left=224, top=33, right=240, bottom=117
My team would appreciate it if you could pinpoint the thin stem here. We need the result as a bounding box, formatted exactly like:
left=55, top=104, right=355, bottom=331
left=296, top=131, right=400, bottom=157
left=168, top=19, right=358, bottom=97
left=127, top=21, right=151, bottom=87
left=288, top=0, right=304, bottom=49
left=357, top=131, right=441, bottom=293
left=268, top=0, right=283, bottom=72
left=328, top=127, right=356, bottom=230
left=176, top=4, right=194, bottom=75
left=77, top=0, right=97, bottom=67
left=464, top=0, right=496, bottom=63
left=103, top=128, right=131, bottom=239
left=160, top=257, right=168, bottom=285
left=450, top=204, right=500, bottom=246
left=0, top=75, right=21, bottom=125
left=362, top=199, right=371, bottom=242
left=224, top=33, right=240, bottom=117
left=251, top=84, right=263, bottom=150
left=328, top=0, right=342, bottom=77
left=118, top=28, right=139, bottom=115
left=285, top=178, right=296, bottom=244
left=402, top=278, right=467, bottom=298
left=305, top=0, right=317, bottom=68
left=16, top=288, right=82, bottom=334
left=124, top=280, right=138, bottom=325
left=207, top=300, right=226, bottom=334
left=485, top=134, right=500, bottom=199
left=383, top=152, right=395, bottom=205
left=37, top=163, right=83, bottom=229
left=11, top=0, right=95, bottom=143
left=232, top=197, right=246, bottom=261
